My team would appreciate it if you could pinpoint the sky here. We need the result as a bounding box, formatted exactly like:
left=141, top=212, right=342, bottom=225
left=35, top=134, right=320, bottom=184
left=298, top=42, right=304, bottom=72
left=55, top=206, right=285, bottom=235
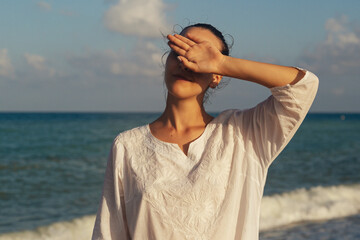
left=0, top=0, right=359, bottom=112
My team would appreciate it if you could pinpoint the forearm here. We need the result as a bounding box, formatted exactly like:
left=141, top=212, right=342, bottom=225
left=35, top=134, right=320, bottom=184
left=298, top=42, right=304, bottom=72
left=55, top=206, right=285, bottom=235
left=218, top=56, right=305, bottom=88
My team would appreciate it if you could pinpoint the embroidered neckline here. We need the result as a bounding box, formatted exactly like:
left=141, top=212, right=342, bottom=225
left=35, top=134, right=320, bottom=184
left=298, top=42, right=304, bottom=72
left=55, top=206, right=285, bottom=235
left=145, top=115, right=219, bottom=157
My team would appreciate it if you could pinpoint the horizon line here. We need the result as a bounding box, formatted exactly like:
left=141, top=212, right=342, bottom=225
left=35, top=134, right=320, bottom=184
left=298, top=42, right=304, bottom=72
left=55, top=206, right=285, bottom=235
left=0, top=111, right=359, bottom=114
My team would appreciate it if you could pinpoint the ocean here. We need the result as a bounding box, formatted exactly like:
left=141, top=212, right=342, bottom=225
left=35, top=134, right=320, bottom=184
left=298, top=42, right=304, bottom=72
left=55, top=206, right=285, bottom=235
left=0, top=112, right=359, bottom=240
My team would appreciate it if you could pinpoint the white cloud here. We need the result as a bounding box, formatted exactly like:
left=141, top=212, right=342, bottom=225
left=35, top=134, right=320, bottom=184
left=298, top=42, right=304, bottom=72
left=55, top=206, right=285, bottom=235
left=0, top=49, right=15, bottom=78
left=299, top=16, right=360, bottom=76
left=24, top=53, right=55, bottom=77
left=67, top=41, right=163, bottom=82
left=104, top=0, right=171, bottom=38
left=297, top=16, right=360, bottom=110
left=325, top=16, right=360, bottom=48
left=37, top=1, right=51, bottom=11
left=24, top=53, right=46, bottom=71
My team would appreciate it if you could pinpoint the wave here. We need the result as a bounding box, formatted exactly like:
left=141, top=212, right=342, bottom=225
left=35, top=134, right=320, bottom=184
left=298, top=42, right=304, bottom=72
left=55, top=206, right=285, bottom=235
left=0, top=216, right=95, bottom=240
left=1, top=184, right=359, bottom=239
left=260, top=183, right=360, bottom=231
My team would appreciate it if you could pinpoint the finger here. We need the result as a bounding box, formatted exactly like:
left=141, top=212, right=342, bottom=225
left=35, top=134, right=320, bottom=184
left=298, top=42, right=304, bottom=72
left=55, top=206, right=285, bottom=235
left=173, top=34, right=196, bottom=46
left=168, top=42, right=187, bottom=56
left=184, top=33, right=204, bottom=44
left=178, top=56, right=198, bottom=72
left=167, top=34, right=191, bottom=51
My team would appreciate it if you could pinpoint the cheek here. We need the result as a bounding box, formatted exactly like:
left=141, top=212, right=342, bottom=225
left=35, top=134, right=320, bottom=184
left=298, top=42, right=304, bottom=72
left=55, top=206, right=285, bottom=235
left=196, top=73, right=213, bottom=87
left=164, top=57, right=177, bottom=76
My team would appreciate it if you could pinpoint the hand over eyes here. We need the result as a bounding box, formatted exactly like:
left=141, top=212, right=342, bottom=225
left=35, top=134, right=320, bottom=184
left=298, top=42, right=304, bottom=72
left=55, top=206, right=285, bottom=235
left=167, top=33, right=225, bottom=74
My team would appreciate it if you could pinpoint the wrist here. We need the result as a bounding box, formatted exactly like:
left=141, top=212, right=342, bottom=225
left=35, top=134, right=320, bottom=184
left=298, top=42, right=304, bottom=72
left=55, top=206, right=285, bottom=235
left=216, top=55, right=229, bottom=76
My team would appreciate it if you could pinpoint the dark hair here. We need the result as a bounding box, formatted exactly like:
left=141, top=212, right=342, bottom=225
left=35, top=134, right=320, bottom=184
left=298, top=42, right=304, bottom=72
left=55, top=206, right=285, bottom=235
left=180, top=23, right=230, bottom=56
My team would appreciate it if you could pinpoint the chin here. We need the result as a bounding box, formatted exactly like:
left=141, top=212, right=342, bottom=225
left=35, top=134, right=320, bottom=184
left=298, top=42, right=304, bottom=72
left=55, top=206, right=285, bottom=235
left=167, top=82, right=204, bottom=100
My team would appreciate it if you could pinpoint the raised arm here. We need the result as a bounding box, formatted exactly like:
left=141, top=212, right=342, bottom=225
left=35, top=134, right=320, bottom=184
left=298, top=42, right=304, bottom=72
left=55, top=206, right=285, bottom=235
left=217, top=57, right=305, bottom=88
left=168, top=31, right=319, bottom=169
left=167, top=33, right=305, bottom=88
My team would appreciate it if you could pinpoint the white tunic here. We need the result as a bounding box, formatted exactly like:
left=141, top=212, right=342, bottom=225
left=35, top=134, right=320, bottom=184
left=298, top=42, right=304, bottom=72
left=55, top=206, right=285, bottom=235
left=92, top=69, right=319, bottom=240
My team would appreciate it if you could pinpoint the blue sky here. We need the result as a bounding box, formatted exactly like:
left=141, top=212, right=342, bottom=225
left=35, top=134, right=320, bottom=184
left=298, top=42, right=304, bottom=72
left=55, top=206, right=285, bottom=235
left=1, top=0, right=359, bottom=112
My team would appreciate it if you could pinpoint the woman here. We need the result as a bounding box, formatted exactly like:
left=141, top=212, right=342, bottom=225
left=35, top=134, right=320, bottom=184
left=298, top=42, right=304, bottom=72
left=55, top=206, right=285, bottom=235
left=92, top=23, right=319, bottom=240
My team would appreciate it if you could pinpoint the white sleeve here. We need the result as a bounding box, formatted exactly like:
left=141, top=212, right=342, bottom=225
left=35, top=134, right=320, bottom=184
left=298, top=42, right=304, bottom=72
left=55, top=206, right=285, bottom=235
left=92, top=141, right=131, bottom=240
left=236, top=68, right=319, bottom=169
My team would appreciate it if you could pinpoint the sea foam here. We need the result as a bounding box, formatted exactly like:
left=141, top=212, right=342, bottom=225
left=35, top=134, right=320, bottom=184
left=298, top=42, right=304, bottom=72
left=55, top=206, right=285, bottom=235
left=260, top=183, right=360, bottom=230
left=0, top=216, right=95, bottom=240
left=1, top=184, right=359, bottom=240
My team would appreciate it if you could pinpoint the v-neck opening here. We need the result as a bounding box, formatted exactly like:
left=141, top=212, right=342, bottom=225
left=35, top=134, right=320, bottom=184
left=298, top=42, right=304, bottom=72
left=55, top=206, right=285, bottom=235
left=146, top=116, right=218, bottom=158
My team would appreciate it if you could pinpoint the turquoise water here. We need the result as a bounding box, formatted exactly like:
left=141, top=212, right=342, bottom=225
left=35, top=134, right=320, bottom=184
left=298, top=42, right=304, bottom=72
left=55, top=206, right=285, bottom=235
left=0, top=112, right=359, bottom=239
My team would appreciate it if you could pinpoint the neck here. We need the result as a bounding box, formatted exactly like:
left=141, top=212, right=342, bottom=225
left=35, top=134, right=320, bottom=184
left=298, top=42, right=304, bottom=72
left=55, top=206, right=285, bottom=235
left=159, top=94, right=212, bottom=131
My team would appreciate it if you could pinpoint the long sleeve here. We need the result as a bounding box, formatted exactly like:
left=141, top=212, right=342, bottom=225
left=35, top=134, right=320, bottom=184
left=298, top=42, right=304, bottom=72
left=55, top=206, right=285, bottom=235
left=92, top=141, right=130, bottom=240
left=236, top=68, right=319, bottom=169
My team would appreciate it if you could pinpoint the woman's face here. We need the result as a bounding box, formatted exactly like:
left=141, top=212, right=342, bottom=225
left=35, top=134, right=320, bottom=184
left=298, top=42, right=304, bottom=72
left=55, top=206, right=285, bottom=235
left=164, top=27, right=223, bottom=101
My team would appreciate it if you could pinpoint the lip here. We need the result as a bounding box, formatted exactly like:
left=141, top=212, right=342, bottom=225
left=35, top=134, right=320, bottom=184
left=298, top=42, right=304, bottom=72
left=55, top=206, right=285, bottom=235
left=173, top=74, right=193, bottom=82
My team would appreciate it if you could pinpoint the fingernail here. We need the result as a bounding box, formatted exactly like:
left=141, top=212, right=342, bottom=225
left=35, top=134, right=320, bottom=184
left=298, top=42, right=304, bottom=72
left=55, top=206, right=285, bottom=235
left=177, top=56, right=182, bottom=62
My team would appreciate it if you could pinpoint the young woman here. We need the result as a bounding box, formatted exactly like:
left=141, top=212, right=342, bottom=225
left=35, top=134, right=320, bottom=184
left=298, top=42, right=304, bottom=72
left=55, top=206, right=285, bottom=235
left=92, top=23, right=319, bottom=240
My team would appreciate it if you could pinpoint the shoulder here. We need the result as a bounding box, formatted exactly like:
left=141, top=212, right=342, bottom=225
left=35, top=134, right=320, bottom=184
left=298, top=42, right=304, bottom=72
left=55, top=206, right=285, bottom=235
left=213, top=109, right=247, bottom=124
left=113, top=124, right=149, bottom=149
left=109, top=125, right=150, bottom=170
left=214, top=109, right=240, bottom=121
left=208, top=109, right=249, bottom=135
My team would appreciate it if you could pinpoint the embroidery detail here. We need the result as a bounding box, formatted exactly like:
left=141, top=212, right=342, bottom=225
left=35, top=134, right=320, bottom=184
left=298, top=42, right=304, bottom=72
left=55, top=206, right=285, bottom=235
left=129, top=136, right=232, bottom=239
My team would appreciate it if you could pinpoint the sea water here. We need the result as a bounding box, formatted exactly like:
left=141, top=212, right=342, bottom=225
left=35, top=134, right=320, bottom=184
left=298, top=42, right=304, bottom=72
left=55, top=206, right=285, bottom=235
left=0, top=112, right=359, bottom=240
